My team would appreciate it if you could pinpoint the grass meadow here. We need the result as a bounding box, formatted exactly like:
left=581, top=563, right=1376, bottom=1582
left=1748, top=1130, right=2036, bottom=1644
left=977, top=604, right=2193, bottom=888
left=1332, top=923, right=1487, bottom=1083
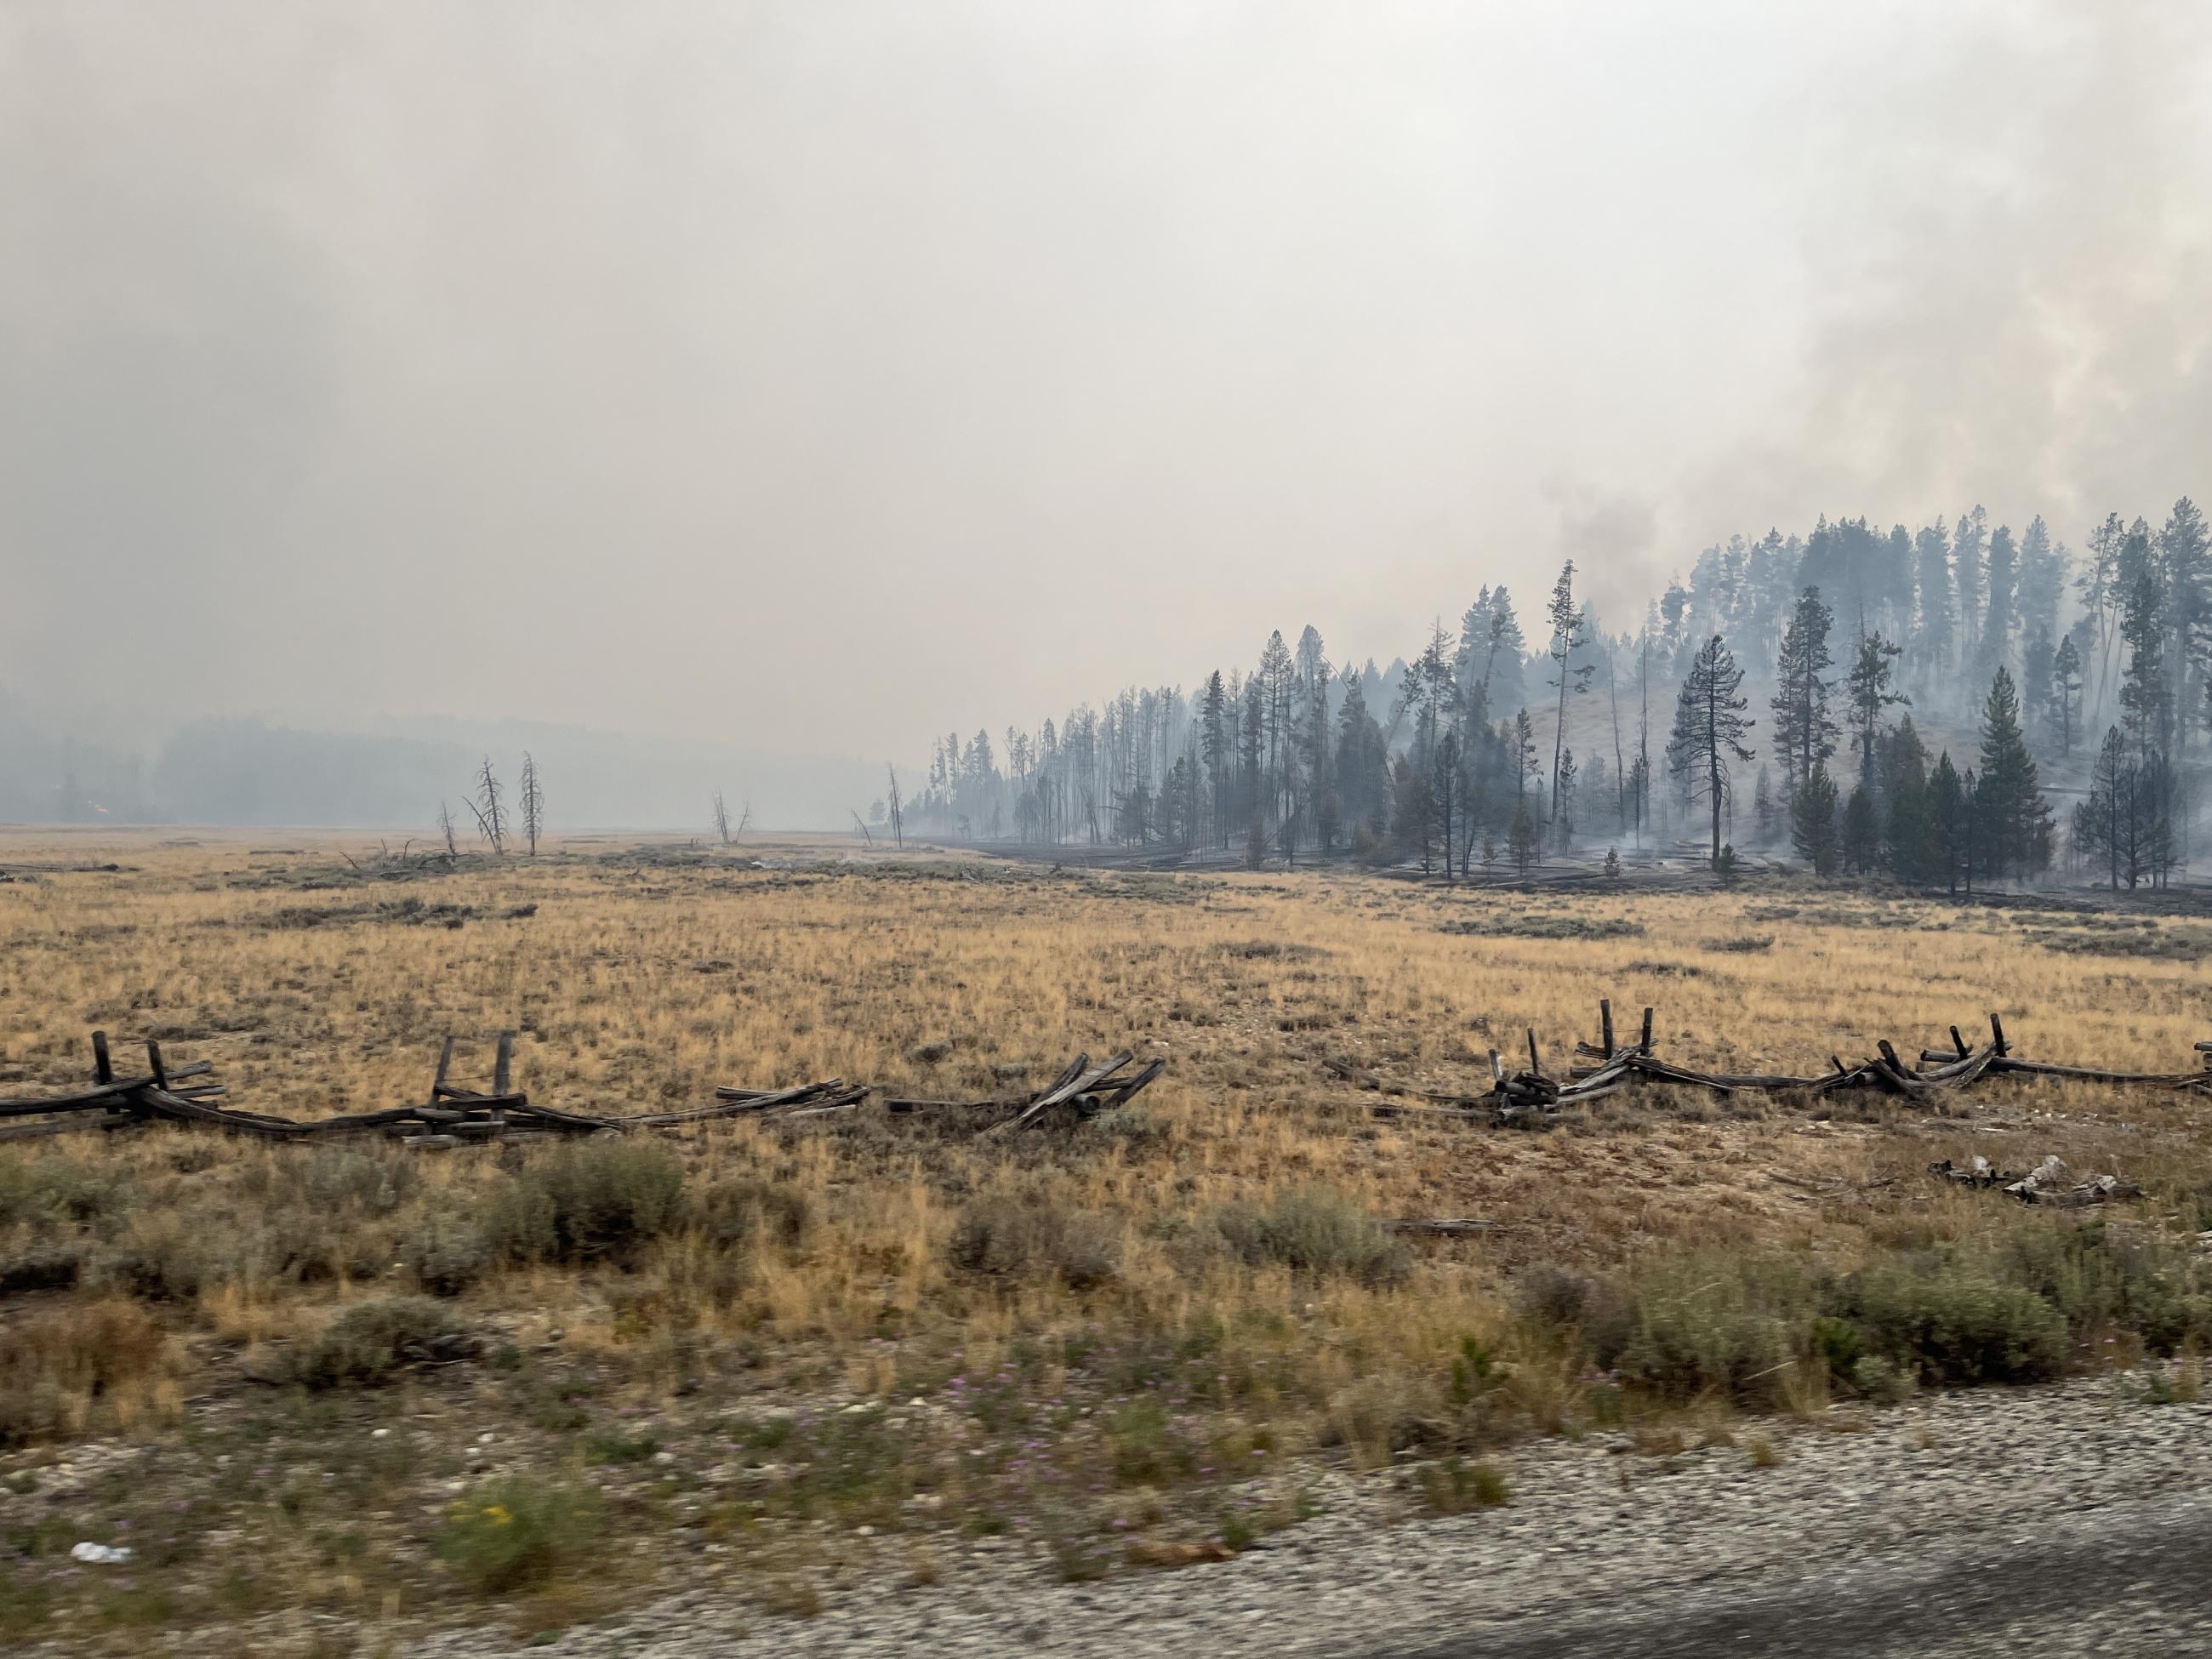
left=1, top=829, right=2209, bottom=1650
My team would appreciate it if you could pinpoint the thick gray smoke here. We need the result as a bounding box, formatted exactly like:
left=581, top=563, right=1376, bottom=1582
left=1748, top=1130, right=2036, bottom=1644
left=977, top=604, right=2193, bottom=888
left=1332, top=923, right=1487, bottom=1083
left=1, top=2, right=2206, bottom=824
left=1684, top=0, right=2212, bottom=550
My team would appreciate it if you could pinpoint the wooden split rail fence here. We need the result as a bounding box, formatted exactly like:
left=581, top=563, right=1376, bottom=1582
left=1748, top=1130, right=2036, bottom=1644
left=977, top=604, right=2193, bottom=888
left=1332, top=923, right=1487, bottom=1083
left=1328, top=999, right=2212, bottom=1126
left=0, top=1032, right=878, bottom=1147
left=0, top=1033, right=1160, bottom=1147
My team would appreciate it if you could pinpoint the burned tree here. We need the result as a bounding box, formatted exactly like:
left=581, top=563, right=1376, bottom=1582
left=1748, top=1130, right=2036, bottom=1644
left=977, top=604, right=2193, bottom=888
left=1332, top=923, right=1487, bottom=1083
left=1666, top=633, right=1756, bottom=868
left=519, top=752, right=544, bottom=857
left=886, top=764, right=904, bottom=849
left=437, top=800, right=459, bottom=858
left=711, top=791, right=732, bottom=845
left=468, top=758, right=507, bottom=854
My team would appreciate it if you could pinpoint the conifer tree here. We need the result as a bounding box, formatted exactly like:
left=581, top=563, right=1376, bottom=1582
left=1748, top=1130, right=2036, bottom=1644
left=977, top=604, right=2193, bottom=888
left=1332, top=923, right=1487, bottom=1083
left=1930, top=755, right=1970, bottom=895
left=1791, top=766, right=1839, bottom=875
left=1842, top=787, right=1879, bottom=874
left=1973, top=669, right=2054, bottom=884
left=2050, top=633, right=2083, bottom=755
left=1770, top=588, right=1839, bottom=795
left=1543, top=563, right=1593, bottom=823
left=1880, top=719, right=1936, bottom=882
left=1844, top=628, right=1908, bottom=788
left=1665, top=634, right=1756, bottom=868
left=1508, top=796, right=1537, bottom=875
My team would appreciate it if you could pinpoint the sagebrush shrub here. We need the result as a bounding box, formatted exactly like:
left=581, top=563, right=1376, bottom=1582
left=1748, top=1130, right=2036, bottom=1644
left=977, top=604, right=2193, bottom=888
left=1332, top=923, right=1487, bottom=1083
left=484, top=1143, right=686, bottom=1266
left=949, top=1194, right=1121, bottom=1290
left=1211, top=1187, right=1410, bottom=1286
left=439, top=1475, right=601, bottom=1593
left=294, top=1297, right=467, bottom=1388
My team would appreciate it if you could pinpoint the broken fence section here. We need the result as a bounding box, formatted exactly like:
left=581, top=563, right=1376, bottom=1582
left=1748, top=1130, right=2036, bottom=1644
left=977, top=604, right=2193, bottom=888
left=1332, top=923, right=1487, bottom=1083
left=0, top=1031, right=874, bottom=1148
left=1328, top=998, right=2212, bottom=1126
left=885, top=1051, right=1165, bottom=1128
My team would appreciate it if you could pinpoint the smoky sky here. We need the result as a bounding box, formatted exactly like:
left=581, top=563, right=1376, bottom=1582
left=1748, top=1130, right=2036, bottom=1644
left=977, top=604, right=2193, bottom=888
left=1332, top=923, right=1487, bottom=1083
left=3, top=1, right=2208, bottom=761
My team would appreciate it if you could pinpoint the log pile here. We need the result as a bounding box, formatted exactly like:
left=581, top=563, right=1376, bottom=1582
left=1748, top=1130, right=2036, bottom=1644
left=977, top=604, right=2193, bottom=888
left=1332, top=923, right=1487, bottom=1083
left=1329, top=1000, right=2212, bottom=1126
left=1929, top=1154, right=2144, bottom=1206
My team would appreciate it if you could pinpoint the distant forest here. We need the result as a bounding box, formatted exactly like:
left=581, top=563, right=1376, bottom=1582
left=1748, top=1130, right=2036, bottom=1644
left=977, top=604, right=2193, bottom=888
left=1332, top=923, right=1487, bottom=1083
left=897, top=503, right=2211, bottom=890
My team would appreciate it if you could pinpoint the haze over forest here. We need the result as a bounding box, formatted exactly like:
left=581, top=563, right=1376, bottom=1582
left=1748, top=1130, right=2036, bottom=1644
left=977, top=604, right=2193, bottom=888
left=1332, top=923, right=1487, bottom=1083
left=3, top=2, right=2209, bottom=830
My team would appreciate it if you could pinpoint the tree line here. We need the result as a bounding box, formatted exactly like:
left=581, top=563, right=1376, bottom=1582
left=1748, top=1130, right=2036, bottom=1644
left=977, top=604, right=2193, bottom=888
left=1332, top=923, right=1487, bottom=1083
left=896, top=499, right=2210, bottom=889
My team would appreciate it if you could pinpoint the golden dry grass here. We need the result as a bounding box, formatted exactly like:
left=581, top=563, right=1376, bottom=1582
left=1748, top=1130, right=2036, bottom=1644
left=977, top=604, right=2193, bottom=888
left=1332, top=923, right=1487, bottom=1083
left=0, top=827, right=2208, bottom=1643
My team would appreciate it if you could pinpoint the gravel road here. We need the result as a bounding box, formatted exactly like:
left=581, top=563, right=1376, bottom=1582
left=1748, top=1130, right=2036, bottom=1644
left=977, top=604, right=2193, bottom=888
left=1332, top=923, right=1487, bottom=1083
left=410, top=1376, right=2212, bottom=1659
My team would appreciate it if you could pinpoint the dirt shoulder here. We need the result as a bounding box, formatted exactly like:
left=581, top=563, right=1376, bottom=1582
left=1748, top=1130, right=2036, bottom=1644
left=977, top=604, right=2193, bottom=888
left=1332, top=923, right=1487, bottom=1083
left=383, top=1374, right=2208, bottom=1658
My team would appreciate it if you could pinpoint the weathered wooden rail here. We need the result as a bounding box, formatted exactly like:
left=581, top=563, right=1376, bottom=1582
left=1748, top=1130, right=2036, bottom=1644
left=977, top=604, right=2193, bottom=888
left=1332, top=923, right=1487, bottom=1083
left=1328, top=999, right=2212, bottom=1126
left=0, top=1032, right=876, bottom=1147
left=0, top=1031, right=1161, bottom=1147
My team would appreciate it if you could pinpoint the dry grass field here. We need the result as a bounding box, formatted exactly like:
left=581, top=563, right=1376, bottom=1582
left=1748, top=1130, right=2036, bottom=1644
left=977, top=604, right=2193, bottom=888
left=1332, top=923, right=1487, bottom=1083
left=3, top=829, right=2210, bottom=1651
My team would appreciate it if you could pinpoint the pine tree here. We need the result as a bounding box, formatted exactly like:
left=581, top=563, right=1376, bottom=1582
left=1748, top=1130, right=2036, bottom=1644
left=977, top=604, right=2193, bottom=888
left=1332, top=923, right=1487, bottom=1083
left=1953, top=506, right=1987, bottom=679
left=1880, top=718, right=1936, bottom=883
left=1665, top=634, right=1756, bottom=868
left=1544, top=563, right=1594, bottom=824
left=1770, top=588, right=1839, bottom=795
left=1791, top=766, right=1839, bottom=875
left=1842, top=787, right=1880, bottom=875
left=1913, top=519, right=1954, bottom=685
left=2018, top=516, right=2066, bottom=652
left=2157, top=497, right=2210, bottom=744
left=2049, top=633, right=2082, bottom=756
left=1980, top=522, right=2018, bottom=682
left=1508, top=796, right=1537, bottom=875
left=1930, top=754, right=1969, bottom=895
left=2118, top=564, right=2171, bottom=756
left=1844, top=628, right=1908, bottom=789
left=1974, top=669, right=2054, bottom=884
left=1753, top=766, right=1775, bottom=846
left=1553, top=745, right=1576, bottom=853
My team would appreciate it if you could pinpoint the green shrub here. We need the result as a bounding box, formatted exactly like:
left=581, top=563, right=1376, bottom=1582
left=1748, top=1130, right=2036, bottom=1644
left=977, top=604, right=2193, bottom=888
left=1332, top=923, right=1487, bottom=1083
left=949, top=1195, right=1120, bottom=1290
left=1418, top=1457, right=1511, bottom=1514
left=1609, top=1255, right=1811, bottom=1408
left=439, top=1476, right=601, bottom=1594
left=294, top=1148, right=414, bottom=1219
left=402, top=1213, right=491, bottom=1297
left=1843, top=1267, right=2067, bottom=1386
left=295, top=1297, right=470, bottom=1388
left=484, top=1143, right=687, bottom=1267
left=1211, top=1188, right=1410, bottom=1286
left=0, top=1158, right=129, bottom=1229
left=695, top=1176, right=812, bottom=1252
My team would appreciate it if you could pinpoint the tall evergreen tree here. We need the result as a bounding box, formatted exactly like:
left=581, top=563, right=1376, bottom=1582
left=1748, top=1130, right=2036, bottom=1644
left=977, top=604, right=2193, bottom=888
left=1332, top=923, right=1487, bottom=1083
left=2156, top=497, right=2210, bottom=745
left=2049, top=632, right=2082, bottom=757
left=2018, top=515, right=2066, bottom=652
left=1979, top=522, right=2018, bottom=681
left=1543, top=562, right=1593, bottom=823
left=1913, top=519, right=1954, bottom=687
left=1973, top=668, right=2055, bottom=884
left=1880, top=717, right=1936, bottom=882
left=1953, top=506, right=1988, bottom=681
left=1844, top=628, right=1908, bottom=789
left=1791, top=766, right=1840, bottom=875
left=1931, top=754, right=1970, bottom=895
left=2118, top=563, right=2171, bottom=756
left=1770, top=588, right=1839, bottom=795
left=1664, top=634, right=1755, bottom=867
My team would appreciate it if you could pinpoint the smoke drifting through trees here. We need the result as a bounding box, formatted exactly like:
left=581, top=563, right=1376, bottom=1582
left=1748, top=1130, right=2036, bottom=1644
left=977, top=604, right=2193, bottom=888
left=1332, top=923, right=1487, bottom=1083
left=909, top=501, right=2211, bottom=887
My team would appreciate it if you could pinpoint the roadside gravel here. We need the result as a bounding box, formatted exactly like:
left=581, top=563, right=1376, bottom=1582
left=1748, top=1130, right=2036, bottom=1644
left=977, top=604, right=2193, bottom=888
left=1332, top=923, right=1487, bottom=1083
left=407, top=1373, right=2212, bottom=1658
